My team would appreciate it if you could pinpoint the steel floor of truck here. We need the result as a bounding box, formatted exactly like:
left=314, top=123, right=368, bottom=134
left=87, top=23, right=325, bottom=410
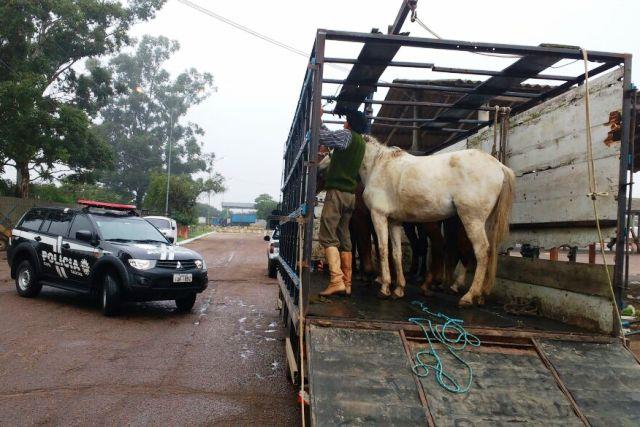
left=307, top=271, right=588, bottom=334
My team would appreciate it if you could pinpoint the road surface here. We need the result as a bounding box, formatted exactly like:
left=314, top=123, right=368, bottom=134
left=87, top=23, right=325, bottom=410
left=0, top=233, right=299, bottom=426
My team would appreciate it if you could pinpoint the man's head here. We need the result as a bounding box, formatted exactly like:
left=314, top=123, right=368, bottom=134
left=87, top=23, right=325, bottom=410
left=344, top=110, right=368, bottom=134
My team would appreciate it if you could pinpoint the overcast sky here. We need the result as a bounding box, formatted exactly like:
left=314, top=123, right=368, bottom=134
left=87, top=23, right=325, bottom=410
left=128, top=0, right=639, bottom=207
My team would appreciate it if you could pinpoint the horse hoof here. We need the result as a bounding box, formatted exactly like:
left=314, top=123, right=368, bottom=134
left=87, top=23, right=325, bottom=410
left=377, top=290, right=391, bottom=299
left=392, top=288, right=405, bottom=299
left=458, top=294, right=474, bottom=307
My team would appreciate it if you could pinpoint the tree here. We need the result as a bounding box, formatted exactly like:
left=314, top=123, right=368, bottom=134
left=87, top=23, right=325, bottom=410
left=196, top=203, right=221, bottom=219
left=98, top=35, right=216, bottom=206
left=254, top=193, right=278, bottom=220
left=144, top=173, right=224, bottom=225
left=30, top=181, right=128, bottom=204
left=0, top=0, right=166, bottom=197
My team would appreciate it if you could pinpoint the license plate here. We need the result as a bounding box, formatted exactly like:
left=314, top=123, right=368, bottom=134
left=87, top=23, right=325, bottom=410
left=173, top=273, right=192, bottom=283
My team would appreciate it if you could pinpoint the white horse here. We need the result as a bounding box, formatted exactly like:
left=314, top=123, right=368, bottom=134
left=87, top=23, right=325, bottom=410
left=359, top=136, right=515, bottom=307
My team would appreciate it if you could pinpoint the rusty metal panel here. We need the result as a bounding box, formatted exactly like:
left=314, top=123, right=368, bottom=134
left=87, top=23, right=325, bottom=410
left=538, top=340, right=640, bottom=426
left=407, top=342, right=583, bottom=425
left=307, top=325, right=428, bottom=426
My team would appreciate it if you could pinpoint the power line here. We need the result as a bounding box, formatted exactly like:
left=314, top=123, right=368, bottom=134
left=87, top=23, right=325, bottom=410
left=176, top=0, right=350, bottom=102
left=177, top=0, right=308, bottom=57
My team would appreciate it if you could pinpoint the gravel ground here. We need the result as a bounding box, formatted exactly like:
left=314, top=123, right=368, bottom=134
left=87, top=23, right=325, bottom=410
left=0, top=233, right=299, bottom=426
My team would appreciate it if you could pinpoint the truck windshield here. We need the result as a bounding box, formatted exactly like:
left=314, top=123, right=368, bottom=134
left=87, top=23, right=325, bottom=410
left=94, top=216, right=168, bottom=243
left=146, top=218, right=171, bottom=229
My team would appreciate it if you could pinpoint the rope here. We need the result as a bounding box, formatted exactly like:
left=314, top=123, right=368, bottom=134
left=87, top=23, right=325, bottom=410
left=412, top=16, right=520, bottom=59
left=580, top=49, right=623, bottom=334
left=409, top=301, right=481, bottom=394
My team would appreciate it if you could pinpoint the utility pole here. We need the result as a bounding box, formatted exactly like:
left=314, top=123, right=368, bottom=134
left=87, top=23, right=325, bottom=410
left=165, top=110, right=174, bottom=216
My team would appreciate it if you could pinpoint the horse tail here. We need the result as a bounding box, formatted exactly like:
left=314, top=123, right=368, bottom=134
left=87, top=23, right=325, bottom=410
left=483, top=165, right=515, bottom=294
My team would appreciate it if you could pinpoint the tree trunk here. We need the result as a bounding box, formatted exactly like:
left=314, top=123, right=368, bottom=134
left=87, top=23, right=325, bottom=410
left=15, top=161, right=30, bottom=198
left=135, top=190, right=144, bottom=209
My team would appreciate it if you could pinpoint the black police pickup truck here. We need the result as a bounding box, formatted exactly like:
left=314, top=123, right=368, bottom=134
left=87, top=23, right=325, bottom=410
left=7, top=200, right=208, bottom=316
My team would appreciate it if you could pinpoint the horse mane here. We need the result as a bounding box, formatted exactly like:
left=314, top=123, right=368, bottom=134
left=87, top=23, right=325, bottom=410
left=363, top=134, right=407, bottom=159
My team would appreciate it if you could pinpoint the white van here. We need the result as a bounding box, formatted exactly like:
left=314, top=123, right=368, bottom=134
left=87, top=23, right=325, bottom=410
left=144, top=216, right=178, bottom=243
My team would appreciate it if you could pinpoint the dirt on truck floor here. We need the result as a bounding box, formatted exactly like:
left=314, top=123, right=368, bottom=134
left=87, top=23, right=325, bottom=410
left=0, top=233, right=300, bottom=426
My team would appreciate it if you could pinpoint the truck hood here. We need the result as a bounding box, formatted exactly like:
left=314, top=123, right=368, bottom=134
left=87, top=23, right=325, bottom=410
left=103, top=241, right=202, bottom=260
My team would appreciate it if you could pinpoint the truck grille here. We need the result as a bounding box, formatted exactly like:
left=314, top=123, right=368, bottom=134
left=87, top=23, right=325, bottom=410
left=156, top=259, right=197, bottom=269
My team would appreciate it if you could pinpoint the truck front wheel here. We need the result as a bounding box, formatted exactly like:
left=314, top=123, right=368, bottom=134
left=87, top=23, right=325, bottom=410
left=102, top=273, right=122, bottom=316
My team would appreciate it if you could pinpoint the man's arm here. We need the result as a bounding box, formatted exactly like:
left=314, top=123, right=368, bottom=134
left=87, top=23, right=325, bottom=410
left=318, top=125, right=352, bottom=150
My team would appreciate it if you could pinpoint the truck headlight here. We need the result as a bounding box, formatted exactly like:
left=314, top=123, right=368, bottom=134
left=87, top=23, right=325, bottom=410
left=194, top=259, right=206, bottom=270
left=128, top=259, right=156, bottom=270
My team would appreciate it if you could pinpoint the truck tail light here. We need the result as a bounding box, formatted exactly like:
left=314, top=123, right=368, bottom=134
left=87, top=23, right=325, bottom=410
left=270, top=243, right=275, bottom=254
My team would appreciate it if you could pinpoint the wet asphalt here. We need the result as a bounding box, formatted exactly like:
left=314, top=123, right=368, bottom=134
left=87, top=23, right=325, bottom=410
left=0, top=233, right=300, bottom=426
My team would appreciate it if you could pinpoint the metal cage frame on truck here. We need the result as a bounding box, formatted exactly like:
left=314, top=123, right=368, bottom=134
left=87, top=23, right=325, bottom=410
left=277, top=28, right=634, bottom=333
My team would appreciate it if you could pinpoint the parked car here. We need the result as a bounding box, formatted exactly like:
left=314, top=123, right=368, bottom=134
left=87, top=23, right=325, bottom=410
left=264, top=227, right=280, bottom=278
left=144, top=216, right=178, bottom=243
left=8, top=200, right=208, bottom=316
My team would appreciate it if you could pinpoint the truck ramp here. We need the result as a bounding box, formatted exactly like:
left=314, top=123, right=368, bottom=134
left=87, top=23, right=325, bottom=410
left=307, top=325, right=640, bottom=426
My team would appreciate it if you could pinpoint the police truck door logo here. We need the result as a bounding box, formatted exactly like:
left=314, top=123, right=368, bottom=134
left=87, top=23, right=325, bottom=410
left=40, top=236, right=91, bottom=278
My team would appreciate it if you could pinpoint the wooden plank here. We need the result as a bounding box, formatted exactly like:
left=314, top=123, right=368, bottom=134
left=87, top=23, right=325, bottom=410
left=448, top=69, right=623, bottom=227
left=589, top=243, right=596, bottom=264
left=505, top=227, right=616, bottom=249
left=510, top=155, right=619, bottom=224
left=468, top=68, right=623, bottom=175
left=497, top=256, right=612, bottom=297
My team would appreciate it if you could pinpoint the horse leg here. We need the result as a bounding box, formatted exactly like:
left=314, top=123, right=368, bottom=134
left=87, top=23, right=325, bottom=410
left=417, top=224, right=429, bottom=280
left=428, top=223, right=445, bottom=288
left=390, top=223, right=406, bottom=299
left=422, top=222, right=444, bottom=293
left=458, top=216, right=490, bottom=307
left=403, top=223, right=419, bottom=281
left=443, top=217, right=460, bottom=292
left=453, top=220, right=475, bottom=294
left=451, top=262, right=467, bottom=294
left=370, top=211, right=391, bottom=298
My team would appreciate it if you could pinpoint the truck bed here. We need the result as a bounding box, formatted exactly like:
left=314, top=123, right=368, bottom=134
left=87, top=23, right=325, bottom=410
left=307, top=271, right=588, bottom=334
left=305, top=272, right=640, bottom=425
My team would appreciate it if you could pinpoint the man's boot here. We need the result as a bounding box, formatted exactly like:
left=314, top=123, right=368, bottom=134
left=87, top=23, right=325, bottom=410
left=319, top=247, right=346, bottom=296
left=340, top=251, right=353, bottom=296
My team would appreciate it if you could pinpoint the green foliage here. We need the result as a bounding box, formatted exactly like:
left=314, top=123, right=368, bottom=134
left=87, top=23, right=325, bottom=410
left=196, top=203, right=221, bottom=218
left=144, top=173, right=221, bottom=225
left=97, top=35, right=219, bottom=205
left=254, top=193, right=278, bottom=220
left=9, top=181, right=129, bottom=204
left=0, top=0, right=166, bottom=197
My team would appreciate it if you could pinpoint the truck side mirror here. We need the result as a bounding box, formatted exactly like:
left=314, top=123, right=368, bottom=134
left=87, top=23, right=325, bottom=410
left=76, top=230, right=93, bottom=242
left=263, top=235, right=270, bottom=242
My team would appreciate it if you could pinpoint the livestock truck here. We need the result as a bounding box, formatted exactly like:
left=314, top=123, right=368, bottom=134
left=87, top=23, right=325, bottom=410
left=275, top=5, right=640, bottom=425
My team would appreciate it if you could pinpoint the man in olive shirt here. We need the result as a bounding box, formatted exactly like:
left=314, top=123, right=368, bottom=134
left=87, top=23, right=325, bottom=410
left=317, top=111, right=367, bottom=297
